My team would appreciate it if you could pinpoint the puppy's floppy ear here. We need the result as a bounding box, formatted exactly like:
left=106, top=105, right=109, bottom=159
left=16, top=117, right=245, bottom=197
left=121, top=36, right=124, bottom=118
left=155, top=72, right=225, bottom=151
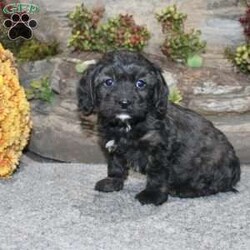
left=77, top=64, right=99, bottom=115
left=154, top=68, right=169, bottom=114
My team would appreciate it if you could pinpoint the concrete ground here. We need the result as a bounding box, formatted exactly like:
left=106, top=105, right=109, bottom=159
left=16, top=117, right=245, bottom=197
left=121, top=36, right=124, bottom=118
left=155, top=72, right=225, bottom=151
left=0, top=159, right=249, bottom=250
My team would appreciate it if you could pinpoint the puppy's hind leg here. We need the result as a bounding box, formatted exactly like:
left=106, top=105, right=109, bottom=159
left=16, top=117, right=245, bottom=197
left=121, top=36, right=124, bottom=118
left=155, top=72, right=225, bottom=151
left=95, top=155, right=128, bottom=192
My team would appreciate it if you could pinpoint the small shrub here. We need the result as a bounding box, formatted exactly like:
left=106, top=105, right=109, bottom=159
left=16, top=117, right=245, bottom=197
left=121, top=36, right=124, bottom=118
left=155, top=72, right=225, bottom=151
left=156, top=5, right=206, bottom=63
left=99, top=14, right=150, bottom=51
left=68, top=4, right=150, bottom=52
left=168, top=87, right=183, bottom=104
left=156, top=5, right=187, bottom=34
left=225, top=4, right=250, bottom=73
left=17, top=39, right=60, bottom=62
left=67, top=4, right=104, bottom=51
left=225, top=45, right=250, bottom=73
left=25, top=77, right=54, bottom=103
left=161, top=30, right=206, bottom=62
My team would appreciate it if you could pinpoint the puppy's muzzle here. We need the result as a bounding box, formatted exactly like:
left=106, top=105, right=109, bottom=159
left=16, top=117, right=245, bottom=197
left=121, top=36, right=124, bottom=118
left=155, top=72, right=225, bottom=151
left=118, top=99, right=132, bottom=110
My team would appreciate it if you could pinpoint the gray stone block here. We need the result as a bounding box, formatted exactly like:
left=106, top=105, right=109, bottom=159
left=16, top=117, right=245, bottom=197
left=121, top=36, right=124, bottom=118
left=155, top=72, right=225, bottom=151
left=207, top=0, right=239, bottom=10
left=29, top=112, right=106, bottom=163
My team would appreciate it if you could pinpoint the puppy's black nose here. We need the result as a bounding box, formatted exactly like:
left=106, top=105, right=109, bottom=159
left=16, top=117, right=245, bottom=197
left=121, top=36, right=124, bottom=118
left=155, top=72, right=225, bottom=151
left=118, top=99, right=131, bottom=109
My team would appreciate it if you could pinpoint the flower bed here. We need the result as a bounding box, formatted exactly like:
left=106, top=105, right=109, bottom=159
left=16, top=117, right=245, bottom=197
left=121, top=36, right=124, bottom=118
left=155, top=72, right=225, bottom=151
left=0, top=44, right=32, bottom=177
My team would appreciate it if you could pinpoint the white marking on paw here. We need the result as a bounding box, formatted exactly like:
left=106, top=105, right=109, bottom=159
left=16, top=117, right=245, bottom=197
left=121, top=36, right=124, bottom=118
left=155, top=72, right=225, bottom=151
left=116, top=114, right=131, bottom=121
left=105, top=140, right=116, bottom=153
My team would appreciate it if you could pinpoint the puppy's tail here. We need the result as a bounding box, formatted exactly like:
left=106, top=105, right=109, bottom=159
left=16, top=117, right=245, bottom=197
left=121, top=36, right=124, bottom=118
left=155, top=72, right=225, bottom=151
left=230, top=188, right=239, bottom=193
left=221, top=187, right=239, bottom=194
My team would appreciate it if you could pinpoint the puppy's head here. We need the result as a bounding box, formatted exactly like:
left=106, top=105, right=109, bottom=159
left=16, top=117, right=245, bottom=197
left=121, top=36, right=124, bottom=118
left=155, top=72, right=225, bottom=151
left=77, top=50, right=169, bottom=121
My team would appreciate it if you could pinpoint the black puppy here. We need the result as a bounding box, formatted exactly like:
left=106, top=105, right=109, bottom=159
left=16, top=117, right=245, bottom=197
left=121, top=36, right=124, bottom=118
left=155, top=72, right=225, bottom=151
left=77, top=50, right=240, bottom=205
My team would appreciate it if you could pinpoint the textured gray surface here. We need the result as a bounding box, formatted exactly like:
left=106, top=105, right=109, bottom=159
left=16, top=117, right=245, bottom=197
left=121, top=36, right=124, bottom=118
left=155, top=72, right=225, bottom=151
left=0, top=163, right=250, bottom=250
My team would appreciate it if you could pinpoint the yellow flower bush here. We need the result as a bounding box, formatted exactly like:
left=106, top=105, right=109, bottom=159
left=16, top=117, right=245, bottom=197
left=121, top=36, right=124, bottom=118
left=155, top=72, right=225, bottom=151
left=0, top=43, right=32, bottom=178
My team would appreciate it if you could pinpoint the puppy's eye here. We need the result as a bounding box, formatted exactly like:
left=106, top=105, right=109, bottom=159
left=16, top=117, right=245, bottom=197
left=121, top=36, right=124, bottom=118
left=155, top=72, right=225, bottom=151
left=135, top=80, right=146, bottom=89
left=103, top=79, right=114, bottom=87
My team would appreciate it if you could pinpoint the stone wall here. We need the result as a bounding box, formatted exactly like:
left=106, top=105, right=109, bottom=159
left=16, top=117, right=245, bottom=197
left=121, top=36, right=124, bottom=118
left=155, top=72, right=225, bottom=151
left=30, top=0, right=246, bottom=70
left=18, top=56, right=250, bottom=163
left=13, top=0, right=250, bottom=163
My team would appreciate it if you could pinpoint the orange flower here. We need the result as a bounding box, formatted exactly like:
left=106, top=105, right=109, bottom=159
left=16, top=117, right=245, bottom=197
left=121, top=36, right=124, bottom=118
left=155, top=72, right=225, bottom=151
left=0, top=43, right=32, bottom=178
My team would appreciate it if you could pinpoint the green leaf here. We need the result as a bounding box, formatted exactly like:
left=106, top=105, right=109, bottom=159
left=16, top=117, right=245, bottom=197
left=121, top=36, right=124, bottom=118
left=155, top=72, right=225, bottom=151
left=30, top=81, right=42, bottom=89
left=169, top=87, right=183, bottom=104
left=24, top=89, right=35, bottom=100
left=186, top=54, right=203, bottom=68
left=75, top=62, right=88, bottom=73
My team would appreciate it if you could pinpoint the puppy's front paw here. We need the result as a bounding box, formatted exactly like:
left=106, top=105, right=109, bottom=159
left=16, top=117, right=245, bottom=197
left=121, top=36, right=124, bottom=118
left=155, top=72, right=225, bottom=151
left=135, top=189, right=168, bottom=205
left=95, top=177, right=124, bottom=192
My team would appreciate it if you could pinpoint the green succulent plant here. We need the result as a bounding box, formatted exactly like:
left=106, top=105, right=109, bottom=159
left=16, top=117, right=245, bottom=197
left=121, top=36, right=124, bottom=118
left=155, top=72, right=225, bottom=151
left=156, top=5, right=187, bottom=34
left=25, top=77, right=55, bottom=103
left=17, top=39, right=60, bottom=62
left=156, top=5, right=206, bottom=64
left=168, top=87, right=183, bottom=104
left=225, top=5, right=250, bottom=74
left=225, top=45, right=250, bottom=73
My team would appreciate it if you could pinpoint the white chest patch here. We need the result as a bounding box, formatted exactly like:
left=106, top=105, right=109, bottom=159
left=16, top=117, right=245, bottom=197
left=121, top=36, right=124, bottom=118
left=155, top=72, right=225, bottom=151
left=116, top=114, right=131, bottom=121
left=116, top=114, right=131, bottom=133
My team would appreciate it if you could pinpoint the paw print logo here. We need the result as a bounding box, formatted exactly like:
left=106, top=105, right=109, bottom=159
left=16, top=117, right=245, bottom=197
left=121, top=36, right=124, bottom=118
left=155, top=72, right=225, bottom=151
left=3, top=13, right=37, bottom=40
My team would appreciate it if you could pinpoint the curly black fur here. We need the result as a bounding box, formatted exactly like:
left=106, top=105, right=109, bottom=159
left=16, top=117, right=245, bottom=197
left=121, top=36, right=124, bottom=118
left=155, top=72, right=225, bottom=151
left=77, top=50, right=241, bottom=205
